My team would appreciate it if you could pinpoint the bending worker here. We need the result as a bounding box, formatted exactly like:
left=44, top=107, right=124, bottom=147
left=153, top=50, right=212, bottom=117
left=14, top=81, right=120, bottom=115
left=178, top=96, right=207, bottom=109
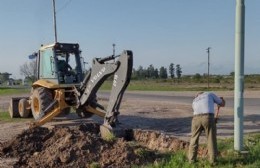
left=188, top=92, right=225, bottom=164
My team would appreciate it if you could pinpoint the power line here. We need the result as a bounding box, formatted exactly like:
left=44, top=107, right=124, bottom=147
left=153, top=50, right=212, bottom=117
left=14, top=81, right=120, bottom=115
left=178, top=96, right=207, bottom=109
left=56, top=0, right=73, bottom=13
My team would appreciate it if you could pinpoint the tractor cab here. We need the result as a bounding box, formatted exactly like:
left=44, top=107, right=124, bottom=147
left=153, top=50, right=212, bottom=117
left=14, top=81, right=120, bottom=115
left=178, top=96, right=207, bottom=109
left=37, top=42, right=84, bottom=85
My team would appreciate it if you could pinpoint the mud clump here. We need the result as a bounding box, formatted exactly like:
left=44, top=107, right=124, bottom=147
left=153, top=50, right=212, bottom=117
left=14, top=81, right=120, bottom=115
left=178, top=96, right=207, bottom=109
left=1, top=123, right=163, bottom=168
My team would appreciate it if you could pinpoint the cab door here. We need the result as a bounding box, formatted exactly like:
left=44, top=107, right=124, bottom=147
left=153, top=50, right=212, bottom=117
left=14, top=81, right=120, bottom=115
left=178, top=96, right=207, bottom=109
left=39, top=48, right=57, bottom=82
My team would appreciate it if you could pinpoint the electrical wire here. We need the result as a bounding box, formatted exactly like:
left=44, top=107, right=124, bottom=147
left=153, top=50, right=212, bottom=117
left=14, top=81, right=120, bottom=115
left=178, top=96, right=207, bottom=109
left=56, top=0, right=73, bottom=13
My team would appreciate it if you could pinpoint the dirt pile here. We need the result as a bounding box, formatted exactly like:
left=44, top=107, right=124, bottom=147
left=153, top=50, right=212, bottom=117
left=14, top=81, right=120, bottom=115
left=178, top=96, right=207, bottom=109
left=133, top=129, right=189, bottom=152
left=1, top=123, right=163, bottom=168
left=0, top=122, right=196, bottom=167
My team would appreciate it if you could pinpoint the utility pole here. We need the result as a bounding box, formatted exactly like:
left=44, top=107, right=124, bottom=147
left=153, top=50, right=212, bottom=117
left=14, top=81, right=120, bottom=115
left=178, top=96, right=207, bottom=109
left=206, top=47, right=211, bottom=89
left=52, top=0, right=58, bottom=43
left=112, top=43, right=116, bottom=56
left=234, top=0, right=245, bottom=151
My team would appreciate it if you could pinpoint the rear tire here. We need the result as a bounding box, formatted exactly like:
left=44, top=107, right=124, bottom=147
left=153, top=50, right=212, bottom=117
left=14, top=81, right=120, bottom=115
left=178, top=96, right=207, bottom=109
left=31, top=87, right=53, bottom=120
left=8, top=99, right=20, bottom=118
left=18, top=98, right=31, bottom=118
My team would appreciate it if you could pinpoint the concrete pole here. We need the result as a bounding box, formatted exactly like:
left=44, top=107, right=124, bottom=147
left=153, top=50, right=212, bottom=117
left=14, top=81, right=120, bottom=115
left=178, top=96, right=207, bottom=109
left=52, top=0, right=58, bottom=43
left=206, top=47, right=211, bottom=89
left=113, top=43, right=116, bottom=56
left=234, top=0, right=245, bottom=151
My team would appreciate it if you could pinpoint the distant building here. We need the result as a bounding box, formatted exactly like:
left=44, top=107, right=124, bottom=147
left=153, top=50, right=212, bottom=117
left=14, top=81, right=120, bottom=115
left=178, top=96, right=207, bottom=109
left=7, top=78, right=14, bottom=86
left=23, top=78, right=29, bottom=86
left=0, top=72, right=12, bottom=82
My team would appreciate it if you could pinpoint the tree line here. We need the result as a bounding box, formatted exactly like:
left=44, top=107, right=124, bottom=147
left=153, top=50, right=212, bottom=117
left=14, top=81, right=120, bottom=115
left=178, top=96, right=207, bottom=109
left=15, top=60, right=260, bottom=87
left=19, top=60, right=182, bottom=82
left=132, top=63, right=182, bottom=80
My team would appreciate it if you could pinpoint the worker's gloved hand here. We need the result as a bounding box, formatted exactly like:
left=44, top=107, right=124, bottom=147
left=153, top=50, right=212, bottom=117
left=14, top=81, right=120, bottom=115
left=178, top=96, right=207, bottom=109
left=219, top=97, right=226, bottom=107
left=214, top=117, right=219, bottom=124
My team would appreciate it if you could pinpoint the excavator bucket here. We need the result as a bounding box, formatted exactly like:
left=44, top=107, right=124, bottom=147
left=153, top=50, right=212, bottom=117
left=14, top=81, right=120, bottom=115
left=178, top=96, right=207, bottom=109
left=100, top=124, right=126, bottom=140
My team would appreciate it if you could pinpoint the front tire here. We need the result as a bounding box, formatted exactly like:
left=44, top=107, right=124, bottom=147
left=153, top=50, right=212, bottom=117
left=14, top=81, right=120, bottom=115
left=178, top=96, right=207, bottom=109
left=31, top=87, right=53, bottom=120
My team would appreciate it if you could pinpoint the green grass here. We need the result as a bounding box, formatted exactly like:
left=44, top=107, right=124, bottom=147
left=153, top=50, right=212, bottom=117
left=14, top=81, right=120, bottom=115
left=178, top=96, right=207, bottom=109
left=0, top=111, right=11, bottom=120
left=0, top=111, right=31, bottom=122
left=100, top=80, right=233, bottom=92
left=0, top=87, right=30, bottom=95
left=144, top=134, right=260, bottom=168
left=89, top=162, right=101, bottom=168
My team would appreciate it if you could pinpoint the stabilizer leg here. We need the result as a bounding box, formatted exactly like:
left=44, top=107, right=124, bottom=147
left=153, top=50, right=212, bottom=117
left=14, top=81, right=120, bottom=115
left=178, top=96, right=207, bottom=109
left=30, top=90, right=67, bottom=128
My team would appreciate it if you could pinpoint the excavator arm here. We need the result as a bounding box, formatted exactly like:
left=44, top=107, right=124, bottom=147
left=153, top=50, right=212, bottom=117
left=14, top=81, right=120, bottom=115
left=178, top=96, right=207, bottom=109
left=76, top=50, right=133, bottom=138
left=104, top=50, right=133, bottom=125
left=78, top=50, right=133, bottom=127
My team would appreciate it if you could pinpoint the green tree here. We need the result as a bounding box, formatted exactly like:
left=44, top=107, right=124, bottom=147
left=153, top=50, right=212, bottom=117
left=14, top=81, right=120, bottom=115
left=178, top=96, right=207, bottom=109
left=154, top=68, right=159, bottom=78
left=176, top=64, right=182, bottom=79
left=136, top=66, right=146, bottom=79
left=147, top=64, right=156, bottom=78
left=230, top=71, right=235, bottom=76
left=131, top=68, right=138, bottom=80
left=159, top=66, right=168, bottom=79
left=194, top=73, right=201, bottom=81
left=169, top=63, right=175, bottom=79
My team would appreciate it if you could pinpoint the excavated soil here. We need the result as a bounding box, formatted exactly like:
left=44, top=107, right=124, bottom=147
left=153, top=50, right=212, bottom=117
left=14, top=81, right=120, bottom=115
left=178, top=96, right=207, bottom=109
left=0, top=123, right=192, bottom=168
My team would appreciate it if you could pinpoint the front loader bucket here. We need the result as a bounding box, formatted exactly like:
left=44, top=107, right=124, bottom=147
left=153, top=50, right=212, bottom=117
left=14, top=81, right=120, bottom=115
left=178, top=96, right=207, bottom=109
left=9, top=97, right=29, bottom=118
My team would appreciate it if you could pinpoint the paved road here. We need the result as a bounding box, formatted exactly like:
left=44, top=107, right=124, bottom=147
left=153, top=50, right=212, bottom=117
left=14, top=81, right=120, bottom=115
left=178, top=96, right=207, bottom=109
left=97, top=91, right=260, bottom=139
left=98, top=91, right=260, bottom=114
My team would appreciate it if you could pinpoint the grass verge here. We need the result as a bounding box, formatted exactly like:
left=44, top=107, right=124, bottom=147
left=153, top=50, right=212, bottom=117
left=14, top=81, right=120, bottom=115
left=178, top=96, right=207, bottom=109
left=100, top=80, right=232, bottom=91
left=0, top=111, right=31, bottom=122
left=0, top=87, right=30, bottom=95
left=145, top=134, right=260, bottom=168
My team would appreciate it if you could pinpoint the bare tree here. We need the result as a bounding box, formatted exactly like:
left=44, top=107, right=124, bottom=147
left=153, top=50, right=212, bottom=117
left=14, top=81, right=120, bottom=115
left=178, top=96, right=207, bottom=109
left=20, top=60, right=37, bottom=82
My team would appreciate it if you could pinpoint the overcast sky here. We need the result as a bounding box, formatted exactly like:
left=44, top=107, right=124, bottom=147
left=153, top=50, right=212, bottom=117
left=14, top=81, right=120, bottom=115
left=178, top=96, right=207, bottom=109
left=0, top=0, right=259, bottom=79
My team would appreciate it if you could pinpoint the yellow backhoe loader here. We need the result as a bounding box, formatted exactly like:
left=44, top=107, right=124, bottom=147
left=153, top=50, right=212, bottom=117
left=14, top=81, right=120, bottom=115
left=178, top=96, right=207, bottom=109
left=9, top=42, right=133, bottom=138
